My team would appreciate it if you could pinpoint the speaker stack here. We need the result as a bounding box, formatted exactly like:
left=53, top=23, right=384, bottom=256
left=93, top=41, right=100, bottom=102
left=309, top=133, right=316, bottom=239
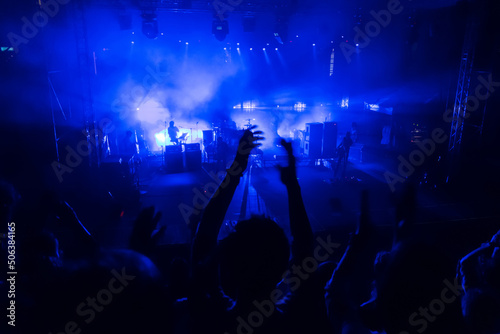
left=304, top=123, right=323, bottom=158
left=164, top=145, right=184, bottom=173
left=184, top=143, right=202, bottom=171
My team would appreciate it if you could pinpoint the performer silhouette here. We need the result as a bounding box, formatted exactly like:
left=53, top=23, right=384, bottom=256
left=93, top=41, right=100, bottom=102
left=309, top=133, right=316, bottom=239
left=168, top=121, right=180, bottom=145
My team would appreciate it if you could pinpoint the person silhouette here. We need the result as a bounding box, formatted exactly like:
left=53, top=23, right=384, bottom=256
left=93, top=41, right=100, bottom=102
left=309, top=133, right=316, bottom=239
left=334, top=131, right=353, bottom=179
left=168, top=121, right=179, bottom=145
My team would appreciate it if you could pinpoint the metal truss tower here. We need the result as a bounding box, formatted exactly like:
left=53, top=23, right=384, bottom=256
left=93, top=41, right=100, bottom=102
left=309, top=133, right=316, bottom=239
left=447, top=10, right=477, bottom=154
left=72, top=0, right=99, bottom=167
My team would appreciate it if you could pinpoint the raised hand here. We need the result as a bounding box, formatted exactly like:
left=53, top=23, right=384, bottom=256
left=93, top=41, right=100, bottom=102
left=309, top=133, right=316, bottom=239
left=277, top=139, right=298, bottom=187
left=234, top=125, right=264, bottom=172
left=129, top=206, right=165, bottom=255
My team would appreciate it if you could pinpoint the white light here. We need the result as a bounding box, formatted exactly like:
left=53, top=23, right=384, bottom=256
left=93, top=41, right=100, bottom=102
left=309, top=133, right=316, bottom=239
left=267, top=43, right=269, bottom=45
left=161, top=33, right=164, bottom=36
left=243, top=101, right=256, bottom=109
left=313, top=44, right=316, bottom=46
left=136, top=108, right=140, bottom=110
left=356, top=43, right=359, bottom=47
left=131, top=41, right=134, bottom=44
left=224, top=47, right=227, bottom=50
left=250, top=48, right=253, bottom=50
left=237, top=43, right=240, bottom=45
left=179, top=40, right=181, bottom=43
left=275, top=48, right=278, bottom=51
left=132, top=32, right=135, bottom=34
left=296, top=35, right=299, bottom=37
left=294, top=102, right=306, bottom=111
left=237, top=48, right=240, bottom=51
left=186, top=42, right=189, bottom=45
left=263, top=48, right=266, bottom=51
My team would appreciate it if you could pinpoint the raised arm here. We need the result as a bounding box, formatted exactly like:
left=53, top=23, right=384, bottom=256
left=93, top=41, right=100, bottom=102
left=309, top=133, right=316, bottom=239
left=192, top=127, right=263, bottom=273
left=278, top=139, right=313, bottom=262
left=327, top=191, right=371, bottom=282
left=324, top=191, right=375, bottom=331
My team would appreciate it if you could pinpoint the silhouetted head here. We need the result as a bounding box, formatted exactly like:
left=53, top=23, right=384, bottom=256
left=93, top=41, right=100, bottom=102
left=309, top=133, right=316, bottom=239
left=26, top=249, right=167, bottom=334
left=360, top=242, right=466, bottom=334
left=219, top=216, right=290, bottom=299
left=346, top=131, right=351, bottom=138
left=169, top=121, right=175, bottom=127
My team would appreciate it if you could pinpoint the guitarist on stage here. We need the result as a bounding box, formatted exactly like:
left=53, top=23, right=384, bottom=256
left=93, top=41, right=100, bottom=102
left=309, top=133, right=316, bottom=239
left=168, top=121, right=180, bottom=145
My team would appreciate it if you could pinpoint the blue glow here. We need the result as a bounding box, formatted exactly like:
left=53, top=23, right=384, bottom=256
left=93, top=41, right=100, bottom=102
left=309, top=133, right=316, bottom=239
left=263, top=49, right=270, bottom=65
left=7, top=4, right=455, bottom=155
